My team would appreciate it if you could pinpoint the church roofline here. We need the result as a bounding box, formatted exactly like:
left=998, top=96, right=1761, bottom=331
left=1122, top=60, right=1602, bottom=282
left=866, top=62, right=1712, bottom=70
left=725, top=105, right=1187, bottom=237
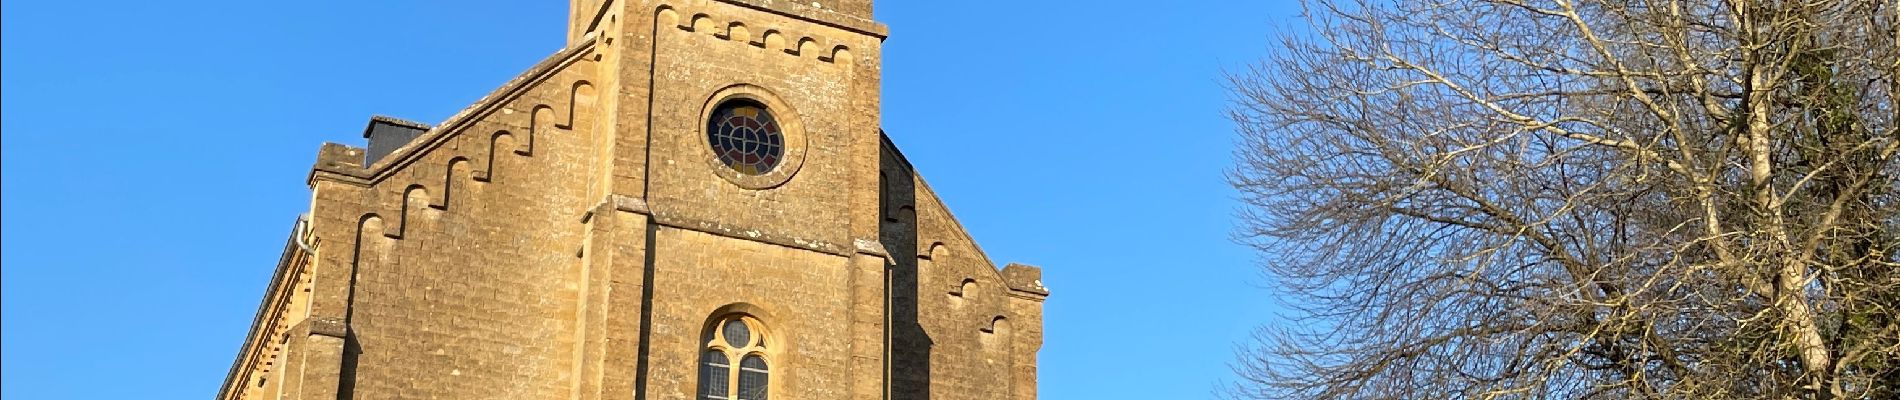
left=713, top=0, right=888, bottom=39
left=215, top=217, right=313, bottom=400
left=880, top=131, right=1050, bottom=300
left=876, top=130, right=915, bottom=169
left=310, top=34, right=599, bottom=187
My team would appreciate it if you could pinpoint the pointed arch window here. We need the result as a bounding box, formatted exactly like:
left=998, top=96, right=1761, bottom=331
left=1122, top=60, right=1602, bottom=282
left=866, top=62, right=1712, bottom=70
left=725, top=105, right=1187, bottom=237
left=699, top=315, right=769, bottom=400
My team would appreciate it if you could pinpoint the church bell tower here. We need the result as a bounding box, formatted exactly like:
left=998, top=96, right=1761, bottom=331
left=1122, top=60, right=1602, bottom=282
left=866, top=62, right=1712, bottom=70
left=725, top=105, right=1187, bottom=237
left=562, top=1, right=900, bottom=398
left=217, top=1, right=1046, bottom=399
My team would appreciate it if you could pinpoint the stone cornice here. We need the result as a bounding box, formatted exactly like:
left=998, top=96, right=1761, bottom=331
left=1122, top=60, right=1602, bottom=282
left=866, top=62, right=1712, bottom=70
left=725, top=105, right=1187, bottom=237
left=291, top=317, right=350, bottom=339
left=713, top=0, right=888, bottom=39
left=1002, top=263, right=1052, bottom=300
left=216, top=219, right=314, bottom=400
left=583, top=195, right=877, bottom=259
left=309, top=34, right=600, bottom=187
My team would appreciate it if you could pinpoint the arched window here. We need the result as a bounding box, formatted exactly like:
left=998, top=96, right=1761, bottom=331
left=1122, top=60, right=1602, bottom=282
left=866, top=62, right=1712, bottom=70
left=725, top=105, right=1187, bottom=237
left=738, top=355, right=768, bottom=399
left=699, top=315, right=769, bottom=400
left=698, top=351, right=731, bottom=400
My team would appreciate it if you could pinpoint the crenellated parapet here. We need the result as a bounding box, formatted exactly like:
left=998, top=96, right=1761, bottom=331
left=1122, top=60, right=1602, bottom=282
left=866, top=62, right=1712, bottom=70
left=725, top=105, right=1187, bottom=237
left=660, top=4, right=858, bottom=66
left=227, top=0, right=1046, bottom=398
left=249, top=32, right=610, bottom=400
left=873, top=133, right=1046, bottom=399
left=308, top=36, right=600, bottom=241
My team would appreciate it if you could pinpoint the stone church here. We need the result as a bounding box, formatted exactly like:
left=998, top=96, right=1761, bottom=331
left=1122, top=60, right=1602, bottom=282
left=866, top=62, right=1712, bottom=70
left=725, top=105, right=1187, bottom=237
left=216, top=1, right=1050, bottom=399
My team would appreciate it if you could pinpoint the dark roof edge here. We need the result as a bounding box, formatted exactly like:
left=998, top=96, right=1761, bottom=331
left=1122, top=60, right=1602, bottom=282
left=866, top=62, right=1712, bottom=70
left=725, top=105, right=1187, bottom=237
left=361, top=115, right=435, bottom=138
left=876, top=130, right=915, bottom=169
left=878, top=129, right=1020, bottom=287
left=215, top=217, right=306, bottom=400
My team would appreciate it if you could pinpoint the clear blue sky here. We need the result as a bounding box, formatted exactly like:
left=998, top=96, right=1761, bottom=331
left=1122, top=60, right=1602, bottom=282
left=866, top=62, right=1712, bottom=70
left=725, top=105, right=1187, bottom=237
left=1, top=1, right=1299, bottom=398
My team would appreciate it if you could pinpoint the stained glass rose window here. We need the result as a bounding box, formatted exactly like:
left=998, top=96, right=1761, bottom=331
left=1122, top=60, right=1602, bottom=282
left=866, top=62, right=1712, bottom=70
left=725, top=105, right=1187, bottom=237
left=707, top=100, right=785, bottom=176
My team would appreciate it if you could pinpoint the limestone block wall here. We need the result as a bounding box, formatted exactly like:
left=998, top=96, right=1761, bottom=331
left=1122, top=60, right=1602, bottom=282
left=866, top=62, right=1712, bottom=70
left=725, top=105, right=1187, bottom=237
left=222, top=1, right=1046, bottom=399
left=642, top=0, right=881, bottom=254
left=639, top=228, right=858, bottom=399
left=294, top=39, right=604, bottom=400
left=879, top=141, right=1049, bottom=400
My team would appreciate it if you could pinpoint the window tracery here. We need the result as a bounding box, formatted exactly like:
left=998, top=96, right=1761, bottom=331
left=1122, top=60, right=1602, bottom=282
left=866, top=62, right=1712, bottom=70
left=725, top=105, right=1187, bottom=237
left=699, top=315, right=770, bottom=400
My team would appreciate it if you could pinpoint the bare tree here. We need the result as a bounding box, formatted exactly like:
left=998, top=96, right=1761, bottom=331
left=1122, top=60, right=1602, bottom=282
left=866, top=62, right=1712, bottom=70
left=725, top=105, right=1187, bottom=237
left=1227, top=0, right=1899, bottom=398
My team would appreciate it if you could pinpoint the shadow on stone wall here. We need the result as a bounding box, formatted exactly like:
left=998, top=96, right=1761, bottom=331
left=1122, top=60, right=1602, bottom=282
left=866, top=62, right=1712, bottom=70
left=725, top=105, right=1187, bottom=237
left=338, top=336, right=361, bottom=398
left=880, top=141, right=933, bottom=400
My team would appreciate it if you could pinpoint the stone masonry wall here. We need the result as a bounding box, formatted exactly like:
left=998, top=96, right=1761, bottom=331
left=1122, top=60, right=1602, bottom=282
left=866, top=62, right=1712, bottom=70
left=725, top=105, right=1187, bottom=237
left=294, top=41, right=603, bottom=399
left=222, top=1, right=1045, bottom=399
left=879, top=142, right=1049, bottom=400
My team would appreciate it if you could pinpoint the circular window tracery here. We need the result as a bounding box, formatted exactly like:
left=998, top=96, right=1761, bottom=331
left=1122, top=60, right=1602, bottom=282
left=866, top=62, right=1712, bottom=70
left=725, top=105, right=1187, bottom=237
left=722, top=319, right=753, bottom=348
left=707, top=100, right=785, bottom=176
left=702, top=314, right=771, bottom=400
